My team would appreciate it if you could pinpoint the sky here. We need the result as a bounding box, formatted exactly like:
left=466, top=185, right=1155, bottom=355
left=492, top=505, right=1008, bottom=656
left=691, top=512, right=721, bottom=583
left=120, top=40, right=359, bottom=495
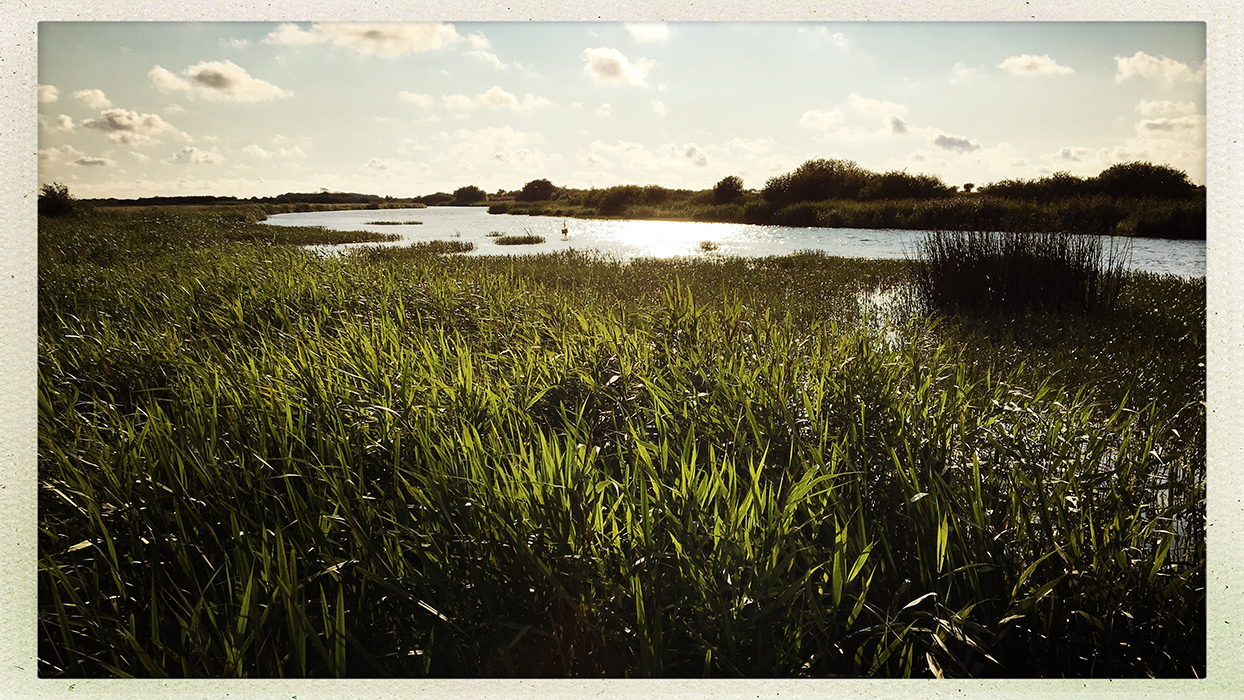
left=36, top=21, right=1206, bottom=199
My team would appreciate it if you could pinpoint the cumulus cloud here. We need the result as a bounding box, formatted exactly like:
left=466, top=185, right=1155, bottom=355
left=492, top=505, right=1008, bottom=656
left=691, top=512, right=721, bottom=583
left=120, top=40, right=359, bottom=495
left=38, top=144, right=116, bottom=168
left=1115, top=51, right=1205, bottom=84
left=951, top=63, right=976, bottom=83
left=594, top=103, right=613, bottom=117
left=848, top=93, right=908, bottom=117
left=1136, top=100, right=1198, bottom=117
left=466, top=50, right=507, bottom=70
left=39, top=114, right=75, bottom=132
left=1049, top=146, right=1094, bottom=163
left=244, top=143, right=306, bottom=159
left=661, top=143, right=709, bottom=168
left=172, top=146, right=224, bottom=165
left=399, top=91, right=435, bottom=107
left=930, top=132, right=982, bottom=153
left=72, top=89, right=112, bottom=109
left=724, top=136, right=777, bottom=154
left=885, top=115, right=909, bottom=135
left=651, top=100, right=667, bottom=116
left=38, top=84, right=59, bottom=103
left=1136, top=114, right=1204, bottom=135
left=581, top=47, right=655, bottom=87
left=265, top=22, right=461, bottom=57
left=440, top=86, right=551, bottom=113
left=799, top=27, right=849, bottom=47
left=39, top=144, right=86, bottom=165
left=625, top=23, right=669, bottom=43
left=81, top=108, right=181, bottom=145
left=589, top=139, right=709, bottom=170
left=149, top=60, right=292, bottom=102
left=799, top=108, right=845, bottom=130
left=997, top=54, right=1075, bottom=76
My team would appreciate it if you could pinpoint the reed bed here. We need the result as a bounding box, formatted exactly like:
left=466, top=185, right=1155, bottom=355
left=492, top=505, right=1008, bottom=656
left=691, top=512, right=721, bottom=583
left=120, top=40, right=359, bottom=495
left=38, top=209, right=1204, bottom=678
left=911, top=230, right=1130, bottom=315
left=494, top=234, right=546, bottom=246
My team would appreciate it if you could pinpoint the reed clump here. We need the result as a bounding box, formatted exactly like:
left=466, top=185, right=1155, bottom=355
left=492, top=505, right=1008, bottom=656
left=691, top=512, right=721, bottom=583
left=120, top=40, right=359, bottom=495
left=38, top=207, right=1204, bottom=679
left=911, top=230, right=1130, bottom=316
left=494, top=233, right=546, bottom=246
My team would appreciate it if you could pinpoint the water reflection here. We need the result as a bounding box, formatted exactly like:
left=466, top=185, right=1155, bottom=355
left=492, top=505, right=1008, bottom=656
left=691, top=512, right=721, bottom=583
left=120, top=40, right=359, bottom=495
left=264, top=206, right=1206, bottom=278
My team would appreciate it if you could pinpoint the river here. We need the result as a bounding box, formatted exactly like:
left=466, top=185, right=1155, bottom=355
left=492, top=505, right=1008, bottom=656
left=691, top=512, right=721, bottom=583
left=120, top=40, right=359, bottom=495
left=264, top=206, right=1206, bottom=277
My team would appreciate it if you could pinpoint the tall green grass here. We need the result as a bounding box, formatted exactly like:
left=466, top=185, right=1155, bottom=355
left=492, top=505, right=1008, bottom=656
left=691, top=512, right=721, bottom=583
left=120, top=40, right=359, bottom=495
left=911, top=230, right=1130, bottom=315
left=38, top=209, right=1204, bottom=678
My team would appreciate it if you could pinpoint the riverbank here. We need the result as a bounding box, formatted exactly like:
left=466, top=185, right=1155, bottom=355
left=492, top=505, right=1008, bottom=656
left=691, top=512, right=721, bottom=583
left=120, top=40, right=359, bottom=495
left=488, top=193, right=1205, bottom=240
left=38, top=206, right=1204, bottom=678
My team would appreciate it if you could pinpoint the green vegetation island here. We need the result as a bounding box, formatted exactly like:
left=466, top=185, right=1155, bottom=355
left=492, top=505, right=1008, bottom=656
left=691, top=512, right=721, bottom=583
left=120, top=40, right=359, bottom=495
left=38, top=179, right=1203, bottom=679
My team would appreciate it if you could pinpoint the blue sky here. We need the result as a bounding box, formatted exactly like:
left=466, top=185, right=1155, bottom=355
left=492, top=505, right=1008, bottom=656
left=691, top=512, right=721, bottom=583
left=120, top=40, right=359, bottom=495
left=37, top=21, right=1206, bottom=198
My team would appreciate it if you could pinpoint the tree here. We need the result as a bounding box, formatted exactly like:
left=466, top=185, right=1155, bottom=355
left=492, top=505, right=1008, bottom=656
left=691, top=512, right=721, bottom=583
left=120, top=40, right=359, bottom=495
left=1093, top=161, right=1197, bottom=199
left=38, top=182, right=79, bottom=217
left=452, top=185, right=487, bottom=205
left=713, top=175, right=745, bottom=204
left=963, top=183, right=975, bottom=193
left=515, top=179, right=557, bottom=202
left=762, top=158, right=871, bottom=204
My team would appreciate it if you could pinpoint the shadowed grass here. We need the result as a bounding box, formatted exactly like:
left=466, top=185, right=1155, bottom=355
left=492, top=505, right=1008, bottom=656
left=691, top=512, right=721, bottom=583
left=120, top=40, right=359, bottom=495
left=37, top=208, right=1204, bottom=678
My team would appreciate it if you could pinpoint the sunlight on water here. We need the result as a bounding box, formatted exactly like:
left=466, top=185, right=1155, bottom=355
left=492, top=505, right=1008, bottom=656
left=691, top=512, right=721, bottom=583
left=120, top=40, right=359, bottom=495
left=264, top=207, right=1206, bottom=277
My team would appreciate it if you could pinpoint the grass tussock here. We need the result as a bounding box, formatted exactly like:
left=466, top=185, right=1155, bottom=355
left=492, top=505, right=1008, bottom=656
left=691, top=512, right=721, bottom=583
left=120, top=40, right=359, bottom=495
left=38, top=207, right=1204, bottom=679
left=494, top=233, right=546, bottom=246
left=912, top=230, right=1130, bottom=316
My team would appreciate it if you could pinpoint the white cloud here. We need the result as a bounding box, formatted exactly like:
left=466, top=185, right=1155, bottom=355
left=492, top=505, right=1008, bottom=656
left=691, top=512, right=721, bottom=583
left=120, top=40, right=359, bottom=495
left=1136, top=100, right=1197, bottom=117
left=399, top=91, right=435, bottom=108
left=1049, top=146, right=1094, bottom=164
left=997, top=54, right=1075, bottom=76
left=724, top=137, right=777, bottom=155
left=74, top=155, right=115, bottom=167
left=651, top=100, right=667, bottom=116
left=172, top=146, right=224, bottom=165
left=39, top=114, right=75, bottom=132
left=467, top=32, right=491, bottom=50
left=440, top=86, right=551, bottom=113
left=884, top=115, right=909, bottom=136
left=164, top=103, right=185, bottom=115
left=799, top=27, right=849, bottom=47
left=150, top=60, right=292, bottom=102
left=799, top=108, right=845, bottom=130
left=226, top=38, right=251, bottom=49
left=38, top=84, right=59, bottom=104
left=1115, top=51, right=1205, bottom=85
left=1136, top=114, right=1205, bottom=136
left=625, top=23, right=669, bottom=43
left=594, top=103, right=612, bottom=117
left=466, top=50, right=507, bottom=70
left=951, top=62, right=976, bottom=84
left=72, top=89, right=113, bottom=109
left=265, top=22, right=462, bottom=57
left=39, top=144, right=86, bottom=165
left=581, top=47, right=655, bottom=87
left=81, top=108, right=182, bottom=146
left=929, top=131, right=982, bottom=153
left=847, top=93, right=908, bottom=117
left=589, top=139, right=709, bottom=170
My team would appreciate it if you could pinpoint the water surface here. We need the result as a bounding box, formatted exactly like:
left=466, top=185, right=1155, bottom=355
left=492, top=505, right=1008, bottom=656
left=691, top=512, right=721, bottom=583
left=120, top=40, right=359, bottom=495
left=264, top=206, right=1206, bottom=277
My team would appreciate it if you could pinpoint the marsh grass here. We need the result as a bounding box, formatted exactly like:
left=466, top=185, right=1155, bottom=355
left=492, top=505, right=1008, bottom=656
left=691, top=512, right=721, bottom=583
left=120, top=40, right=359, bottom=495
left=494, top=234, right=546, bottom=246
left=911, top=230, right=1130, bottom=315
left=38, top=208, right=1204, bottom=678
left=366, top=221, right=423, bottom=226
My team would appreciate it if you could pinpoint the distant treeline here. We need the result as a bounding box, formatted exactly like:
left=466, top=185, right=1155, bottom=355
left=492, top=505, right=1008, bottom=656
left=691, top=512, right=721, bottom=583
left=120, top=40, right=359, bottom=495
left=486, top=161, right=1206, bottom=240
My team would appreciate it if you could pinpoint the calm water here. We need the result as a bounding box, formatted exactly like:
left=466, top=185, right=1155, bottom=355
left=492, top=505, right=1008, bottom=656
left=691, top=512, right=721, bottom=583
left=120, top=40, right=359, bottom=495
left=264, top=206, right=1206, bottom=277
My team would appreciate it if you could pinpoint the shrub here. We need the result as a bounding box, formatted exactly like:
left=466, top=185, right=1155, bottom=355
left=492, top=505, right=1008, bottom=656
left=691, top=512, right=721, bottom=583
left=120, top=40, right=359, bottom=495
left=38, top=182, right=80, bottom=218
left=516, top=179, right=557, bottom=202
left=762, top=158, right=871, bottom=204
left=911, top=230, right=1130, bottom=315
left=452, top=186, right=487, bottom=205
